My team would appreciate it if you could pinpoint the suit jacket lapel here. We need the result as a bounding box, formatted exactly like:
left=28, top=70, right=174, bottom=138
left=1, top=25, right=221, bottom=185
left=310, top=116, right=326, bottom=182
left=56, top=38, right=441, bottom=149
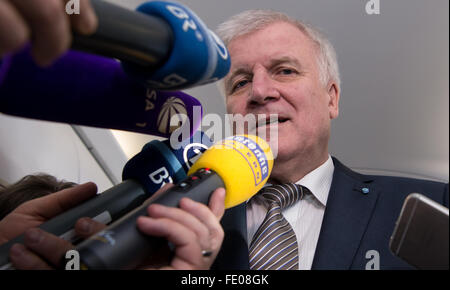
left=312, top=157, right=380, bottom=269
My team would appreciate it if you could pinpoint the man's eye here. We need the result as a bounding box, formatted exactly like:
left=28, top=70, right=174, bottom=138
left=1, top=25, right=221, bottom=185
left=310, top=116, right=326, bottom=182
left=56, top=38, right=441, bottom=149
left=233, top=80, right=249, bottom=91
left=279, top=68, right=295, bottom=75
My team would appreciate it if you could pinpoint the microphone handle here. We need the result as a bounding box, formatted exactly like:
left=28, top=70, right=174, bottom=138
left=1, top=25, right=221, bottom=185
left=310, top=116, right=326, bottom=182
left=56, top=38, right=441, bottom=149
left=77, top=168, right=224, bottom=269
left=72, top=0, right=173, bottom=68
left=0, top=179, right=147, bottom=268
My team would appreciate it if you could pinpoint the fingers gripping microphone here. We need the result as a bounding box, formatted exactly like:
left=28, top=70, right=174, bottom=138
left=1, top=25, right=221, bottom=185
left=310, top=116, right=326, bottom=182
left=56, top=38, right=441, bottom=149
left=73, top=0, right=230, bottom=90
left=75, top=135, right=273, bottom=269
left=0, top=131, right=212, bottom=268
left=0, top=48, right=202, bottom=138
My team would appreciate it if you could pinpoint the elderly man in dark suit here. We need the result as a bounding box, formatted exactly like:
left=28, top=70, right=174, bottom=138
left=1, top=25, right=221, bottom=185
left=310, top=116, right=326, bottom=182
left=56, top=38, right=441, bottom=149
left=0, top=5, right=447, bottom=270
left=211, top=9, right=448, bottom=270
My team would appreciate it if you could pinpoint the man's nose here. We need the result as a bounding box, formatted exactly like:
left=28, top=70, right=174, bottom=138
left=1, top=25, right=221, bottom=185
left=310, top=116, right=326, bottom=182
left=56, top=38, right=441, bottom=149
left=250, top=68, right=280, bottom=105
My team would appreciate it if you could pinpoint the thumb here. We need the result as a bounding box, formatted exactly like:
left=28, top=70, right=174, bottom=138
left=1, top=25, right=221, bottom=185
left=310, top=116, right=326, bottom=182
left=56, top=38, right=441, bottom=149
left=17, top=182, right=98, bottom=219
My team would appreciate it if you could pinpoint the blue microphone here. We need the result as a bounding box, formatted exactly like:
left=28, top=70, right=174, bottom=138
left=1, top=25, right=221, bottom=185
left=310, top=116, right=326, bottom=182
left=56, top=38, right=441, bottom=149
left=123, top=1, right=230, bottom=90
left=122, top=130, right=213, bottom=195
left=72, top=0, right=230, bottom=90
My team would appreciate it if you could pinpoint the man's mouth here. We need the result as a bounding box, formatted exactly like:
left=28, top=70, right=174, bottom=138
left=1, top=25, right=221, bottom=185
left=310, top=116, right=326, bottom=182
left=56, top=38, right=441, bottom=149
left=257, top=117, right=289, bottom=128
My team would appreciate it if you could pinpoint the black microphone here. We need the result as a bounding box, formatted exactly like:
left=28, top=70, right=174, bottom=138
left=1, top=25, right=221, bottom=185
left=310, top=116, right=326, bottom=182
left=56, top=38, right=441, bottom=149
left=74, top=135, right=274, bottom=269
left=72, top=0, right=230, bottom=90
left=72, top=0, right=172, bottom=69
left=0, top=131, right=212, bottom=269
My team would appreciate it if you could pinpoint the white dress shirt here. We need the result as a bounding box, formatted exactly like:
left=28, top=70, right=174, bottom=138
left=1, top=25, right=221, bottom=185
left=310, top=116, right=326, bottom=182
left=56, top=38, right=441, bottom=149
left=246, top=155, right=334, bottom=270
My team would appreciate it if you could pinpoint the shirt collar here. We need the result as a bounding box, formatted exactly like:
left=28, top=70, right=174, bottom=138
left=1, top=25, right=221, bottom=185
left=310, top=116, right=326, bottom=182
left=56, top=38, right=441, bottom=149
left=248, top=155, right=334, bottom=206
left=294, top=155, right=334, bottom=206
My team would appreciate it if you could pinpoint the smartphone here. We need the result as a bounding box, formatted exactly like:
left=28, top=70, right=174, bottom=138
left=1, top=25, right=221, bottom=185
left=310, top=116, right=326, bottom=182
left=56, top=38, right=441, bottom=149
left=390, top=193, right=449, bottom=270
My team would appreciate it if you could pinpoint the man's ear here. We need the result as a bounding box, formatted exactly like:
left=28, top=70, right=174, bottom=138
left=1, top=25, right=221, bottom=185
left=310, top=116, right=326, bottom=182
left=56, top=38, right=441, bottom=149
left=327, top=81, right=340, bottom=119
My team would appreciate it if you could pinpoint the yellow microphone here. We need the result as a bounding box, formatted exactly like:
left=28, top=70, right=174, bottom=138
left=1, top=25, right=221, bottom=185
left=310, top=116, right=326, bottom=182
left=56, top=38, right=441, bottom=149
left=188, top=134, right=273, bottom=208
left=75, top=134, right=273, bottom=269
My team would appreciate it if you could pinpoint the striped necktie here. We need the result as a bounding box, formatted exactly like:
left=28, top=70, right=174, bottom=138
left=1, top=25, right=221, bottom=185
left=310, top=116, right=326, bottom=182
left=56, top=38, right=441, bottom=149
left=249, top=183, right=309, bottom=270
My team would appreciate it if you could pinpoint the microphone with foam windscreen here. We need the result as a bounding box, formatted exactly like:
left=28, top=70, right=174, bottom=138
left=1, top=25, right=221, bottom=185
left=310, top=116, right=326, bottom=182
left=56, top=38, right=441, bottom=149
left=75, top=135, right=273, bottom=269
left=0, top=48, right=202, bottom=138
left=121, top=130, right=213, bottom=196
left=73, top=0, right=230, bottom=90
left=0, top=131, right=213, bottom=269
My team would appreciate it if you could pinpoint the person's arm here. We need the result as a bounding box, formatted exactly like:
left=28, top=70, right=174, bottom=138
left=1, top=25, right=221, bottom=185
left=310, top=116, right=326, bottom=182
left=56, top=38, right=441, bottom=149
left=0, top=0, right=97, bottom=66
left=5, top=184, right=226, bottom=270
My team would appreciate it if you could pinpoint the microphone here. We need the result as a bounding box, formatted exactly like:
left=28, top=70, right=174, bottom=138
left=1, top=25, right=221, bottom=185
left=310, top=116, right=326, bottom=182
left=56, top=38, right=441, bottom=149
left=0, top=48, right=202, bottom=138
left=0, top=131, right=212, bottom=268
left=75, top=135, right=273, bottom=269
left=71, top=0, right=230, bottom=90
left=122, top=130, right=214, bottom=195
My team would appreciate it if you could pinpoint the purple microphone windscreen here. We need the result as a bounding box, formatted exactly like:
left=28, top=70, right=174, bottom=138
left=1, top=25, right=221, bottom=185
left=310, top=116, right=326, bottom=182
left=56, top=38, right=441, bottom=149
left=0, top=47, right=202, bottom=138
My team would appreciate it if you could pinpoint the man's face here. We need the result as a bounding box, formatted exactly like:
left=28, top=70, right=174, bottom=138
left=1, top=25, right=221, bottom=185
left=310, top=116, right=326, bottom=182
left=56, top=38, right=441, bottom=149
left=224, top=21, right=339, bottom=167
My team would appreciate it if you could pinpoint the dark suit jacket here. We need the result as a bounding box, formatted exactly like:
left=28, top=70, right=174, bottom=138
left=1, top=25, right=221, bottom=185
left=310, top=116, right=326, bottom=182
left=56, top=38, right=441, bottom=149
left=212, top=157, right=449, bottom=270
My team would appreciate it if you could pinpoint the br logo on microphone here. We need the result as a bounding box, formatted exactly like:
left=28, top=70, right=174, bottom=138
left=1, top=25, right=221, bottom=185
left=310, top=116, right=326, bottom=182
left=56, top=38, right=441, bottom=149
left=157, top=96, right=188, bottom=134
left=183, top=143, right=209, bottom=169
left=149, top=167, right=173, bottom=186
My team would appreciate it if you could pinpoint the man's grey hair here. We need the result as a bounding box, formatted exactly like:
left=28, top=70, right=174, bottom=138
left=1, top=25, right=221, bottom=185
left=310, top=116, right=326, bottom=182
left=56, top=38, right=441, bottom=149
left=215, top=9, right=341, bottom=96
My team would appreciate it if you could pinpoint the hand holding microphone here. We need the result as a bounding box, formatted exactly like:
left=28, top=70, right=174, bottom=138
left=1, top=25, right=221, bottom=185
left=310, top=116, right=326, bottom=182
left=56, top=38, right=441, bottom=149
left=0, top=182, right=98, bottom=246
left=0, top=182, right=101, bottom=270
left=1, top=0, right=230, bottom=90
left=0, top=130, right=212, bottom=268
left=1, top=134, right=273, bottom=270
left=0, top=0, right=232, bottom=135
left=136, top=183, right=227, bottom=270
left=3, top=183, right=226, bottom=270
left=76, top=135, right=273, bottom=269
